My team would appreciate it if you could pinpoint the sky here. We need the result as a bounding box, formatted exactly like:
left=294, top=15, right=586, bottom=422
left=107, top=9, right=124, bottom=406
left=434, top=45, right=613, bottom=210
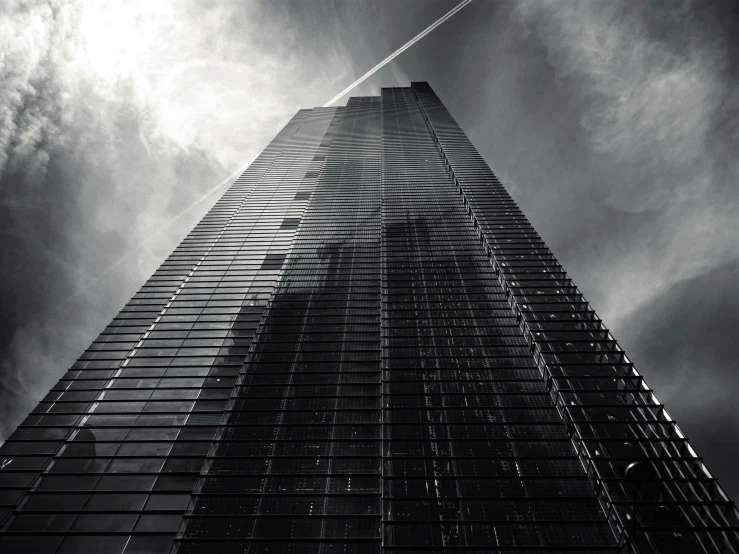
left=1, top=0, right=737, bottom=499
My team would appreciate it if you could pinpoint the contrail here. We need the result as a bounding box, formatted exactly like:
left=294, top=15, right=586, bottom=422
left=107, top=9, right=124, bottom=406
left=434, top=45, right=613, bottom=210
left=50, top=156, right=255, bottom=315
left=54, top=1, right=471, bottom=314
left=324, top=0, right=473, bottom=106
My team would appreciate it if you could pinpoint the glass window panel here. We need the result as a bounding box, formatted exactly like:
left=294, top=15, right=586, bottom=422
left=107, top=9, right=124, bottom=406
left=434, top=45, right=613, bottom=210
left=72, top=513, right=137, bottom=532
left=84, top=493, right=148, bottom=511
left=0, top=536, right=64, bottom=554
left=134, top=514, right=182, bottom=533
left=57, top=535, right=129, bottom=554
left=144, top=494, right=190, bottom=511
left=23, top=493, right=89, bottom=512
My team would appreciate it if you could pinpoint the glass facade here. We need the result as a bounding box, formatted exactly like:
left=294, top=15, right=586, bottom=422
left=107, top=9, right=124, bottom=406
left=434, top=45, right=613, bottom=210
left=380, top=87, right=614, bottom=552
left=180, top=97, right=382, bottom=553
left=1, top=83, right=737, bottom=553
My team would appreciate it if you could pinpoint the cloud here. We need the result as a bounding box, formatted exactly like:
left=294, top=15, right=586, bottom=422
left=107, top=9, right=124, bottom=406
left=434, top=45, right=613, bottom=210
left=1, top=0, right=356, bottom=206
left=513, top=0, right=739, bottom=326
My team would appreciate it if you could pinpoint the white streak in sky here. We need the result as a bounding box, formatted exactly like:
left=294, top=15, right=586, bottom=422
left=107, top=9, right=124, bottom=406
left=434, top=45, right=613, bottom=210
left=324, top=0, right=474, bottom=106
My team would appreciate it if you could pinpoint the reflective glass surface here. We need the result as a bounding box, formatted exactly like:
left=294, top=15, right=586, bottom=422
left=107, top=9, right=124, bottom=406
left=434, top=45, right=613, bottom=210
left=1, top=84, right=737, bottom=554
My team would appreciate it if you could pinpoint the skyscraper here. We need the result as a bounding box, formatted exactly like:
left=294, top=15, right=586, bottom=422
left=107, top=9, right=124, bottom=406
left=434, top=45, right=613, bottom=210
left=0, top=83, right=737, bottom=553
